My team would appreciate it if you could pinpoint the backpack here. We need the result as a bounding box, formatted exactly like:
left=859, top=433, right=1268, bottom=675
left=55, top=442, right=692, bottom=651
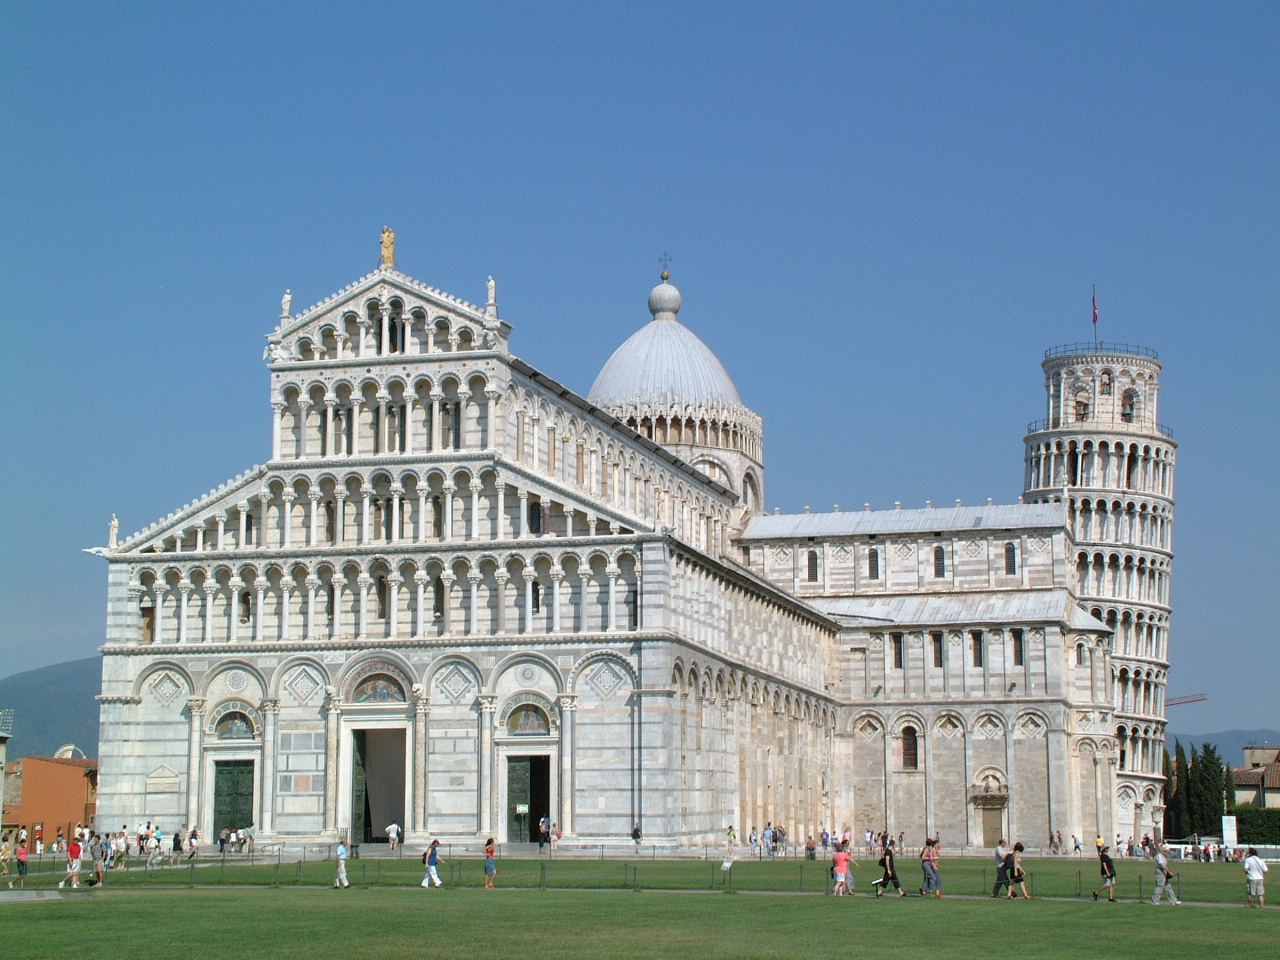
left=422, top=851, right=429, bottom=865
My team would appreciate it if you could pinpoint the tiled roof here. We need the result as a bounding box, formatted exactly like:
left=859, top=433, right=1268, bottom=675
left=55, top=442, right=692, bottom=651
left=813, top=590, right=1108, bottom=631
left=1234, top=762, right=1280, bottom=790
left=740, top=503, right=1066, bottom=540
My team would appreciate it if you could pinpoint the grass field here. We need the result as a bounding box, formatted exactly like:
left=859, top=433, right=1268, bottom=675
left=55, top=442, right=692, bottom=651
left=1, top=885, right=1276, bottom=960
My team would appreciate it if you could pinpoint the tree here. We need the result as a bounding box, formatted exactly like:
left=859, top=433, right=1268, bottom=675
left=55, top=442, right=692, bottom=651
left=1163, top=747, right=1177, bottom=836
left=1171, top=741, right=1190, bottom=838
left=1224, top=760, right=1236, bottom=815
left=1193, top=744, right=1225, bottom=835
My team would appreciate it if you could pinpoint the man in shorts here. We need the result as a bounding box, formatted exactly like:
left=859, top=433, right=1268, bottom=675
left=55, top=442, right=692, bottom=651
left=59, top=837, right=83, bottom=888
left=1092, top=845, right=1117, bottom=901
left=386, top=821, right=401, bottom=854
left=1244, top=847, right=1268, bottom=907
left=334, top=837, right=350, bottom=889
left=91, top=833, right=108, bottom=886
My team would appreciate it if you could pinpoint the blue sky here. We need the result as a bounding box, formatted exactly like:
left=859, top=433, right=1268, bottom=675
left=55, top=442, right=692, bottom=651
left=1, top=2, right=1276, bottom=732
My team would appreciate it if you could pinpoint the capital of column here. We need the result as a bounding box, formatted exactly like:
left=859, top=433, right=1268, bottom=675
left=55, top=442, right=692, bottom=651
left=257, top=491, right=271, bottom=505
left=281, top=490, right=297, bottom=503
left=429, top=391, right=445, bottom=402
left=262, top=698, right=281, bottom=715
left=307, top=490, right=322, bottom=502
left=127, top=585, right=144, bottom=600
left=557, top=695, right=578, bottom=712
left=387, top=574, right=404, bottom=587
left=228, top=577, right=245, bottom=591
left=518, top=490, right=529, bottom=501
left=479, top=695, right=499, bottom=714
left=254, top=577, right=271, bottom=592
left=375, top=391, right=391, bottom=404
left=305, top=575, right=322, bottom=589
left=494, top=574, right=509, bottom=586
left=468, top=575, right=483, bottom=586
left=390, top=483, right=404, bottom=495
left=186, top=697, right=207, bottom=716
left=237, top=500, right=251, bottom=513
left=485, top=389, right=501, bottom=402
left=271, top=400, right=286, bottom=412
left=550, top=572, right=564, bottom=584
left=200, top=583, right=216, bottom=597
left=414, top=571, right=430, bottom=585
left=357, top=575, right=374, bottom=588
left=440, top=574, right=456, bottom=586
left=178, top=581, right=194, bottom=595
left=442, top=481, right=456, bottom=495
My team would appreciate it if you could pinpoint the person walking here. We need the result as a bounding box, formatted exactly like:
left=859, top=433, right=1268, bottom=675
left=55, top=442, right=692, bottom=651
left=1151, top=843, right=1179, bottom=905
left=921, top=838, right=942, bottom=897
left=726, top=825, right=737, bottom=855
left=551, top=823, right=561, bottom=854
left=421, top=839, right=443, bottom=888
left=12, top=840, right=28, bottom=889
left=631, top=823, right=642, bottom=854
left=1244, top=847, right=1269, bottom=908
left=58, top=836, right=83, bottom=888
left=484, top=838, right=498, bottom=889
left=832, top=842, right=853, bottom=896
left=874, top=839, right=904, bottom=896
left=0, top=834, right=10, bottom=878
left=1009, top=842, right=1031, bottom=899
left=991, top=839, right=1012, bottom=897
left=749, top=827, right=758, bottom=856
left=187, top=828, right=200, bottom=860
left=334, top=837, right=350, bottom=889
left=1092, top=845, right=1117, bottom=901
left=386, top=821, right=401, bottom=854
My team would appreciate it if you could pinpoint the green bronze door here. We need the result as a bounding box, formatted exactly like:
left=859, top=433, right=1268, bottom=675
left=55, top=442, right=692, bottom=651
left=213, top=760, right=255, bottom=836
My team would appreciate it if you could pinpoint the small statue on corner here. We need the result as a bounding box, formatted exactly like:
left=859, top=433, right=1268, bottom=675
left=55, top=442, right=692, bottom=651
left=380, top=226, right=395, bottom=267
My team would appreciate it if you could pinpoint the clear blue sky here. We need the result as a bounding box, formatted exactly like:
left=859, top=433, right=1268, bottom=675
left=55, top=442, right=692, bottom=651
left=1, top=2, right=1276, bottom=733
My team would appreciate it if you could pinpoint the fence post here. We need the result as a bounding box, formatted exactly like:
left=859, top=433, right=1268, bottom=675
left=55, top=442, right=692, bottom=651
left=1077, top=870, right=1082, bottom=897
left=1030, top=872, right=1035, bottom=898
left=540, top=862, right=547, bottom=890
left=274, top=861, right=280, bottom=886
left=1138, top=875, right=1144, bottom=901
left=982, top=867, right=987, bottom=894
left=1176, top=873, right=1181, bottom=901
left=633, top=865, right=639, bottom=892
left=652, top=844, right=656, bottom=861
left=296, top=860, right=302, bottom=884
left=189, top=862, right=195, bottom=887
left=361, top=861, right=367, bottom=887
left=726, top=865, right=733, bottom=893
left=800, top=861, right=804, bottom=891
left=601, top=844, right=605, bottom=861
left=376, top=860, right=382, bottom=886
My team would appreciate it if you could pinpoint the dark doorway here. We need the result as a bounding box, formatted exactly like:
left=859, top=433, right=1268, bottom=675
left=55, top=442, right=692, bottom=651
left=213, top=760, right=255, bottom=836
left=506, top=755, right=551, bottom=842
left=351, top=729, right=406, bottom=844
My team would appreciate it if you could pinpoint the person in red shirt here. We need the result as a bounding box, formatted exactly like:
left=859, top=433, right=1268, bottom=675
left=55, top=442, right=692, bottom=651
left=59, top=839, right=83, bottom=888
left=12, top=841, right=28, bottom=889
left=832, top=843, right=854, bottom=896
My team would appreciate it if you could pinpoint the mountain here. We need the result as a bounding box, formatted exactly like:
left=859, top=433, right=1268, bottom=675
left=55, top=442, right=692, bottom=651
left=1166, top=729, right=1280, bottom=767
left=0, top=656, right=102, bottom=759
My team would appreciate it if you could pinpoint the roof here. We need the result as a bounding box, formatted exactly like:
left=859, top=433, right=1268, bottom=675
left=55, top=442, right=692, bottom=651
left=1234, top=762, right=1280, bottom=790
left=813, top=590, right=1108, bottom=632
left=590, top=317, right=742, bottom=408
left=740, top=502, right=1066, bottom=540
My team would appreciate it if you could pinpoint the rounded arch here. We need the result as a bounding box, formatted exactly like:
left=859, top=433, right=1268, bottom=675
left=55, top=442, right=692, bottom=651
left=131, top=660, right=196, bottom=700
left=489, top=650, right=565, bottom=695
left=200, top=659, right=269, bottom=699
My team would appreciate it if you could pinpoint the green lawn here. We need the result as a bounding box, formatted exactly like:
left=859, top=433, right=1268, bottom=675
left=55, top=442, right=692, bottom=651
left=8, top=852, right=1259, bottom=905
left=1, top=886, right=1275, bottom=960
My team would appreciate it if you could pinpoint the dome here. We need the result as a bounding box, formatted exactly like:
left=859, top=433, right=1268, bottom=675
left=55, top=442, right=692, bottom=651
left=589, top=276, right=743, bottom=409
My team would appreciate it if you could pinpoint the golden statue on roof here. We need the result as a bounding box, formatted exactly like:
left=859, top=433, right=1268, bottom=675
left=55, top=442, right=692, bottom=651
left=380, top=226, right=395, bottom=267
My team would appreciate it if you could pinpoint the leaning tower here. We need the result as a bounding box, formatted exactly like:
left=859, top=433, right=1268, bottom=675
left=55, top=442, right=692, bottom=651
left=1023, top=341, right=1175, bottom=842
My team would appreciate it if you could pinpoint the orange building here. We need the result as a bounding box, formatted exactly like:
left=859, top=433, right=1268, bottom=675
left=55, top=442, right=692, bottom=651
left=2, top=757, right=98, bottom=841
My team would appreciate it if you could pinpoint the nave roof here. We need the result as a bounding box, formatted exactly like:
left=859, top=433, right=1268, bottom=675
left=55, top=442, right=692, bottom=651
left=739, top=502, right=1066, bottom=541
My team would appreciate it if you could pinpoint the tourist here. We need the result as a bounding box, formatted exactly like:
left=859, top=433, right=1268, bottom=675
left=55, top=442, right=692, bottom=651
left=170, top=826, right=183, bottom=866
left=0, top=834, right=10, bottom=877
left=821, top=828, right=830, bottom=855
left=1057, top=830, right=1065, bottom=856
left=484, top=838, right=498, bottom=889
left=92, top=834, right=108, bottom=886
left=865, top=829, right=874, bottom=857
left=726, top=825, right=736, bottom=855
left=334, top=837, right=350, bottom=889
left=991, top=839, right=1011, bottom=897
left=34, top=825, right=44, bottom=856
left=59, top=835, right=83, bottom=888
left=1009, top=842, right=1031, bottom=899
left=218, top=827, right=229, bottom=854
left=12, top=839, right=28, bottom=889
left=874, top=838, right=904, bottom=897
left=1151, top=843, right=1179, bottom=904
left=1073, top=835, right=1082, bottom=856
left=1092, top=845, right=1117, bottom=902
left=421, top=839, right=443, bottom=888
left=832, top=842, right=852, bottom=896
left=539, top=816, right=551, bottom=852
left=805, top=836, right=817, bottom=860
left=631, top=823, right=642, bottom=854
left=551, top=822, right=561, bottom=854
left=386, top=820, right=401, bottom=854
left=749, top=827, right=759, bottom=856
left=187, top=827, right=200, bottom=860
left=762, top=823, right=774, bottom=858
left=921, top=838, right=942, bottom=897
left=1244, top=847, right=1268, bottom=908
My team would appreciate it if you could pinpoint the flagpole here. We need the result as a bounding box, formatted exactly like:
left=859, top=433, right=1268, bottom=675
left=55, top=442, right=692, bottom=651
left=1092, top=284, right=1098, bottom=349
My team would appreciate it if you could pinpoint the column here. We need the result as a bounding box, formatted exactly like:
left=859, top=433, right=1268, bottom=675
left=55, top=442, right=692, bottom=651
left=494, top=480, right=505, bottom=540
left=380, top=308, right=390, bottom=356
left=414, top=690, right=430, bottom=835
left=440, top=575, right=454, bottom=634
left=257, top=493, right=269, bottom=549
left=306, top=576, right=320, bottom=640
left=271, top=401, right=285, bottom=460
left=390, top=486, right=402, bottom=543
left=325, top=400, right=337, bottom=456
left=195, top=526, right=204, bottom=552
left=216, top=515, right=226, bottom=551
left=417, top=487, right=428, bottom=542
left=468, top=576, right=481, bottom=635
left=332, top=581, right=344, bottom=639
left=323, top=693, right=341, bottom=836
left=154, top=588, right=166, bottom=644
left=494, top=575, right=508, bottom=634
left=334, top=493, right=346, bottom=544
left=260, top=699, right=280, bottom=835
left=361, top=492, right=371, bottom=544
left=352, top=400, right=364, bottom=456
left=430, top=392, right=444, bottom=451
left=254, top=577, right=268, bottom=641
left=517, top=491, right=528, bottom=538
left=186, top=698, right=206, bottom=833
left=479, top=696, right=497, bottom=834
left=178, top=581, right=192, bottom=643
left=280, top=582, right=293, bottom=640
left=522, top=575, right=534, bottom=634
left=388, top=575, right=402, bottom=638
left=404, top=399, right=415, bottom=454
left=469, top=483, right=479, bottom=541
left=550, top=573, right=563, bottom=633
left=377, top=394, right=390, bottom=453
left=485, top=390, right=501, bottom=452
left=442, top=483, right=455, bottom=540
left=201, top=585, right=214, bottom=643
left=558, top=695, right=576, bottom=836
left=281, top=491, right=295, bottom=549
left=530, top=417, right=541, bottom=472
left=606, top=568, right=619, bottom=632
left=228, top=580, right=242, bottom=643
left=415, top=574, right=428, bottom=637
left=308, top=491, right=321, bottom=546
left=458, top=396, right=470, bottom=450
left=357, top=576, right=372, bottom=640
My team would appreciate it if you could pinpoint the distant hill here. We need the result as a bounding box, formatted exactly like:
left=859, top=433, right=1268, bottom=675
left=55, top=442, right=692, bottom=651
left=1167, top=729, right=1280, bottom=767
left=0, top=657, right=102, bottom=759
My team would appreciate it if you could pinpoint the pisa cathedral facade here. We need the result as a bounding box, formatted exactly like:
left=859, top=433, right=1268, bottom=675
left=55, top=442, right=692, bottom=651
left=95, top=248, right=1175, bottom=851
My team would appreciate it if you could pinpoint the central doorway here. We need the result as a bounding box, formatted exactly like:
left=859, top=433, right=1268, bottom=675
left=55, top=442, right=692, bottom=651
left=506, top=755, right=550, bottom=842
left=981, top=806, right=1004, bottom=847
left=351, top=729, right=406, bottom=844
left=213, top=760, right=255, bottom=836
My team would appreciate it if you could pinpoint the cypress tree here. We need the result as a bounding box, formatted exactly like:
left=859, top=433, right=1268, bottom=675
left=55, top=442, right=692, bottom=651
left=1172, top=741, right=1190, bottom=838
left=1196, top=744, right=1225, bottom=834
left=1163, top=748, right=1176, bottom=835
left=1224, top=760, right=1236, bottom=815
left=1188, top=743, right=1205, bottom=836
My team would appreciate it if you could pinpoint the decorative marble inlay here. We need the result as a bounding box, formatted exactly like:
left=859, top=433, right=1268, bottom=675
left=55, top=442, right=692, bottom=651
left=285, top=668, right=320, bottom=704
left=435, top=665, right=473, bottom=704
left=586, top=662, right=624, bottom=699
left=519, top=665, right=538, bottom=684
left=225, top=669, right=249, bottom=694
left=151, top=673, right=181, bottom=705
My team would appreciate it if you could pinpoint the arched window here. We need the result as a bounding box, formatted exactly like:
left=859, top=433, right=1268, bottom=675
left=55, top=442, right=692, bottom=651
left=375, top=575, right=388, bottom=619
left=931, top=631, right=944, bottom=668
left=531, top=580, right=541, bottom=614
left=140, top=602, right=156, bottom=643
left=1076, top=643, right=1086, bottom=666
left=892, top=633, right=905, bottom=669
left=325, top=584, right=335, bottom=622
left=239, top=590, right=253, bottom=624
left=432, top=577, right=444, bottom=618
left=933, top=546, right=947, bottom=578
left=902, top=726, right=919, bottom=770
left=1121, top=390, right=1137, bottom=423
left=244, top=513, right=255, bottom=546
left=971, top=630, right=984, bottom=668
left=1005, top=542, right=1018, bottom=576
left=1012, top=628, right=1025, bottom=667
left=806, top=550, right=819, bottom=583
left=1100, top=372, right=1113, bottom=396
left=867, top=548, right=880, bottom=580
left=528, top=500, right=543, bottom=535
left=1075, top=397, right=1090, bottom=421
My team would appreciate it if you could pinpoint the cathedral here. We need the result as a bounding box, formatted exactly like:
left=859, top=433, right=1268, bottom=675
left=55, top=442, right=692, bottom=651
left=94, top=237, right=1174, bottom=851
